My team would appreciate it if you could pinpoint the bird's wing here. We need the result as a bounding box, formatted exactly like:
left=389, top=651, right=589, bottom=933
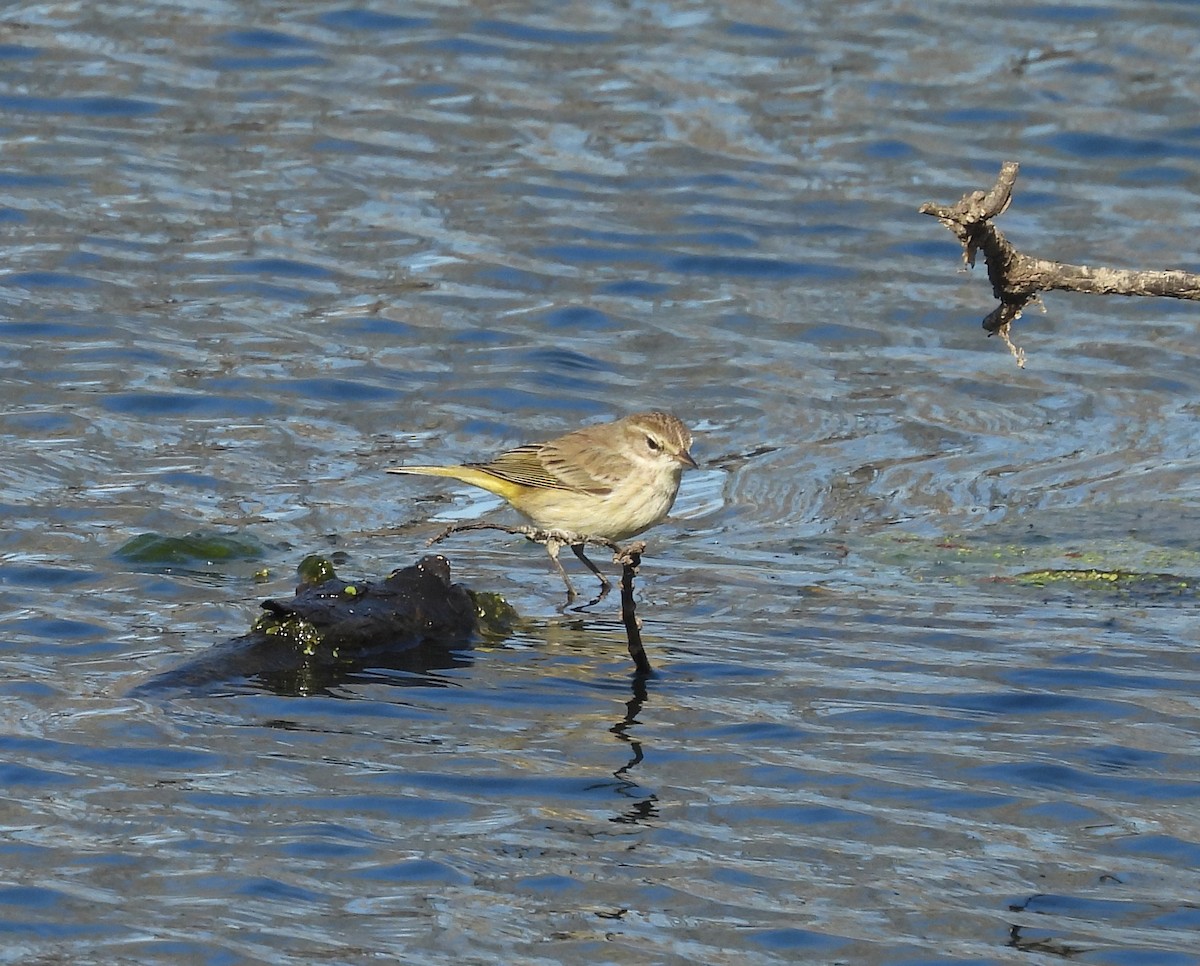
left=471, top=444, right=579, bottom=491
left=536, top=424, right=632, bottom=495
left=472, top=425, right=629, bottom=496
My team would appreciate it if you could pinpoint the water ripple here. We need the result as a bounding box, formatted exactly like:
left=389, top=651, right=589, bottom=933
left=0, top=0, right=1198, bottom=962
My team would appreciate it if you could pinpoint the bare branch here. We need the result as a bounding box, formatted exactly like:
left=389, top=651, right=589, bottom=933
left=613, top=541, right=651, bottom=676
left=921, top=161, right=1200, bottom=363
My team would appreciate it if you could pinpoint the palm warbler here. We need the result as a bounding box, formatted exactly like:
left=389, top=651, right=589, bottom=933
left=388, top=411, right=697, bottom=596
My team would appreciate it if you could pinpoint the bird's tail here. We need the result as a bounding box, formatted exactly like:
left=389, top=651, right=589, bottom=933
left=387, top=464, right=523, bottom=501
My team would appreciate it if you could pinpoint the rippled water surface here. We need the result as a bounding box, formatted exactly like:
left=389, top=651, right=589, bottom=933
left=3, top=1, right=1200, bottom=962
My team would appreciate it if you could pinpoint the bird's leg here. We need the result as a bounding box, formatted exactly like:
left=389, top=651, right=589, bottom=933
left=543, top=536, right=579, bottom=601
left=430, top=522, right=621, bottom=603
left=534, top=529, right=615, bottom=602
left=570, top=543, right=612, bottom=597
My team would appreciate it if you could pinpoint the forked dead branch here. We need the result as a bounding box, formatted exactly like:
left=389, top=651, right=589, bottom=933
left=921, top=161, right=1200, bottom=366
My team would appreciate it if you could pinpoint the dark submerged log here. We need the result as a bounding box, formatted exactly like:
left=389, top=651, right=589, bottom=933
left=133, top=555, right=500, bottom=697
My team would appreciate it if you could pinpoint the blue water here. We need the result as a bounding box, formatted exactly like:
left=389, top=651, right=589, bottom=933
left=1, top=0, right=1199, bottom=962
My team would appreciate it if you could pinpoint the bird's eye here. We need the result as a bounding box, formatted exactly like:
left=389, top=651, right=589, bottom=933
left=645, top=435, right=661, bottom=452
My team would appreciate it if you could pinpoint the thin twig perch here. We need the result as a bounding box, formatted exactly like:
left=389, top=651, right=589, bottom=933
left=614, top=542, right=651, bottom=676
left=428, top=522, right=654, bottom=675
left=921, top=161, right=1200, bottom=366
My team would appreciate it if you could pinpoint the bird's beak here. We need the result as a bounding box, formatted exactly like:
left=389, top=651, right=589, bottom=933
left=677, top=449, right=699, bottom=470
